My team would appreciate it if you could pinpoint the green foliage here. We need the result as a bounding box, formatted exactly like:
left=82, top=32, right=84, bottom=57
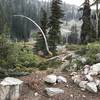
left=15, top=45, right=46, bottom=68
left=0, top=34, right=47, bottom=73
left=0, top=34, right=18, bottom=69
left=48, top=0, right=64, bottom=54
left=66, top=44, right=84, bottom=51
left=38, top=60, right=62, bottom=70
left=76, top=42, right=100, bottom=65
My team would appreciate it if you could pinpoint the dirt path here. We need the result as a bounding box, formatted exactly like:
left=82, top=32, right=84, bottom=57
left=19, top=71, right=100, bottom=100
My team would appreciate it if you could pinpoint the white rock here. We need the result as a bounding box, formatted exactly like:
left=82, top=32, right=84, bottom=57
left=91, top=63, right=100, bottom=73
left=34, top=92, right=39, bottom=96
left=82, top=95, right=86, bottom=98
left=86, top=82, right=98, bottom=93
left=72, top=75, right=82, bottom=85
left=70, top=94, right=74, bottom=98
left=79, top=81, right=88, bottom=89
left=85, top=74, right=93, bottom=82
left=57, top=76, right=67, bottom=83
left=45, top=88, right=64, bottom=97
left=94, top=79, right=100, bottom=86
left=70, top=72, right=77, bottom=76
left=83, top=65, right=90, bottom=75
left=0, top=77, right=23, bottom=86
left=45, top=74, right=57, bottom=84
left=81, top=88, right=86, bottom=91
left=88, top=71, right=98, bottom=76
left=0, top=77, right=23, bottom=100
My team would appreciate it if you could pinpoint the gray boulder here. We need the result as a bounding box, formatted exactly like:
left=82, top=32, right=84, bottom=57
left=90, top=63, right=100, bottom=74
left=45, top=88, right=64, bottom=97
left=86, top=82, right=97, bottom=93
left=0, top=77, right=23, bottom=100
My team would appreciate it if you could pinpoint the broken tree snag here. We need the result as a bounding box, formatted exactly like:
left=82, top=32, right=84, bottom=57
left=0, top=77, right=23, bottom=100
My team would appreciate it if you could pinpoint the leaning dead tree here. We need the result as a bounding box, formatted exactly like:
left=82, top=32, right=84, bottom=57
left=13, top=15, right=52, bottom=55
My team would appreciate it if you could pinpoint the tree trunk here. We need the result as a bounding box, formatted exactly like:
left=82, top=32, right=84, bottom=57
left=96, top=0, right=99, bottom=39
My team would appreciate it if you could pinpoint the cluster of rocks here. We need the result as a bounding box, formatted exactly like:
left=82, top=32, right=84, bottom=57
left=71, top=63, right=100, bottom=93
left=44, top=74, right=67, bottom=97
left=0, top=77, right=23, bottom=100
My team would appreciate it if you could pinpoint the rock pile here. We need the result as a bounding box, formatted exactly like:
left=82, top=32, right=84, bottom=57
left=71, top=63, right=100, bottom=93
left=44, top=74, right=66, bottom=96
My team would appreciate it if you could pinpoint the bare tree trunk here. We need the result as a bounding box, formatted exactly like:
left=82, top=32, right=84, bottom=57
left=96, top=0, right=99, bottom=39
left=13, top=15, right=52, bottom=55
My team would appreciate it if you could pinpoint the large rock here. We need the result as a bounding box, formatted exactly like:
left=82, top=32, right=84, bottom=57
left=86, top=82, right=98, bottom=93
left=0, top=77, right=23, bottom=100
left=90, top=63, right=100, bottom=73
left=45, top=74, right=57, bottom=84
left=57, top=76, right=67, bottom=83
left=45, top=88, right=64, bottom=97
left=0, top=77, right=23, bottom=86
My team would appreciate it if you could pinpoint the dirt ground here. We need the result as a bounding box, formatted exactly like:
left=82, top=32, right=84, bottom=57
left=19, top=71, right=100, bottom=100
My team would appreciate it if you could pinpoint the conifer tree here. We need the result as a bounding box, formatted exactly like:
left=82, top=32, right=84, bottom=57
left=48, top=0, right=64, bottom=54
left=79, top=0, right=95, bottom=44
left=35, top=8, right=48, bottom=55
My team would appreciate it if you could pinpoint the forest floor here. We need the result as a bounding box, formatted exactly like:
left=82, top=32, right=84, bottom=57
left=19, top=71, right=100, bottom=100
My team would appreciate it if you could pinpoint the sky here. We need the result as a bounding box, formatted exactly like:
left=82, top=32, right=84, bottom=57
left=62, top=0, right=94, bottom=6
left=39, top=0, right=99, bottom=9
left=40, top=0, right=94, bottom=6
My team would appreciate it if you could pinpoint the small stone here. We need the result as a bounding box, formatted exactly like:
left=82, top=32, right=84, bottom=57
left=65, top=84, right=69, bottom=87
left=70, top=94, right=74, bottom=98
left=34, top=92, right=39, bottom=96
left=82, top=95, right=86, bottom=98
left=57, top=76, right=67, bottom=83
left=94, top=79, right=100, bottom=86
left=70, top=72, right=77, bottom=76
left=81, top=88, right=86, bottom=91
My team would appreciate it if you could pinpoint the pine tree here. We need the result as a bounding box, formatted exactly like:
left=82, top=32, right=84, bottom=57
left=48, top=0, right=64, bottom=54
left=68, top=24, right=78, bottom=44
left=35, top=8, right=48, bottom=55
left=79, top=0, right=95, bottom=44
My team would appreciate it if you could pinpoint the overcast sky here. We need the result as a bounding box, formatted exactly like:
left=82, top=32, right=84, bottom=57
left=40, top=0, right=94, bottom=6
left=62, top=0, right=94, bottom=6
